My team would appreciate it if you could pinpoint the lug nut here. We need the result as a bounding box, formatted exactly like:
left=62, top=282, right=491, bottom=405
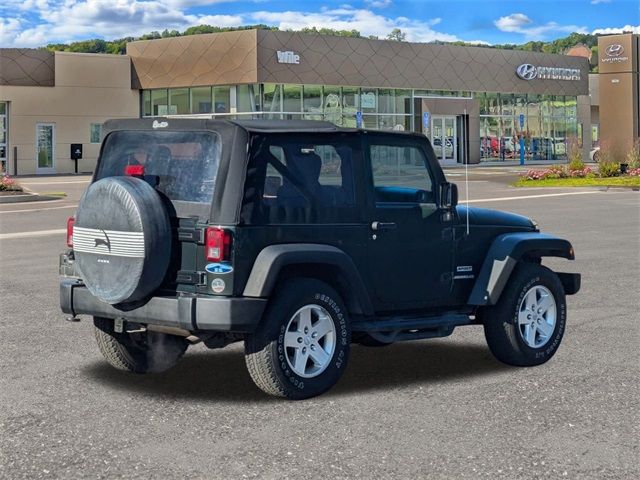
left=311, top=332, right=318, bottom=339
left=297, top=337, right=303, bottom=343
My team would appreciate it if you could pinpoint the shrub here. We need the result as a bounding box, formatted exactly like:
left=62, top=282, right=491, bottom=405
left=567, top=136, right=584, bottom=171
left=626, top=140, right=640, bottom=169
left=0, top=173, right=22, bottom=192
left=627, top=167, right=640, bottom=177
left=598, top=161, right=620, bottom=178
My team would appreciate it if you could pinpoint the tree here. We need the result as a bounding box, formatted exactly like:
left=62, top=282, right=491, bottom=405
left=387, top=28, right=406, bottom=42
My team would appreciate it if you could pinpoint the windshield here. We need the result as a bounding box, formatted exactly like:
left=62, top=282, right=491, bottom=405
left=96, top=130, right=221, bottom=204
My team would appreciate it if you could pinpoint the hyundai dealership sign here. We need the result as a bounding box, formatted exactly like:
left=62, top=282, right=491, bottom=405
left=516, top=63, right=581, bottom=81
left=601, top=44, right=628, bottom=64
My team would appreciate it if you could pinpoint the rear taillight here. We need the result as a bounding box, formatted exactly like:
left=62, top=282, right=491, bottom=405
left=66, top=216, right=75, bottom=247
left=205, top=227, right=232, bottom=262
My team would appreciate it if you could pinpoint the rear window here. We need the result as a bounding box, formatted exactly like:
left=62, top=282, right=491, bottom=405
left=96, top=130, right=220, bottom=204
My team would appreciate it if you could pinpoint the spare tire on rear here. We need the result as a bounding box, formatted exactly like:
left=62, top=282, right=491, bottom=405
left=73, top=176, right=171, bottom=305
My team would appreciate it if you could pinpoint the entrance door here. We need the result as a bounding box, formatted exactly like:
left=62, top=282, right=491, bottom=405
left=36, top=123, right=55, bottom=174
left=0, top=102, right=7, bottom=173
left=431, top=116, right=457, bottom=164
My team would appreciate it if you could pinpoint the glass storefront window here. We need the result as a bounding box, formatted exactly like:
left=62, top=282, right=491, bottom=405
left=169, top=88, right=189, bottom=115
left=303, top=85, right=322, bottom=110
left=237, top=84, right=260, bottom=112
left=263, top=84, right=281, bottom=114
left=565, top=97, right=577, bottom=117
left=500, top=94, right=515, bottom=117
left=213, top=86, right=230, bottom=113
left=90, top=123, right=102, bottom=143
left=303, top=85, right=323, bottom=118
left=362, top=114, right=378, bottom=129
left=36, top=123, right=55, bottom=170
left=360, top=88, right=377, bottom=113
left=592, top=124, right=599, bottom=146
left=395, top=89, right=411, bottom=115
left=283, top=84, right=302, bottom=113
left=151, top=89, right=168, bottom=116
left=191, top=86, right=212, bottom=114
left=378, top=89, right=395, bottom=114
left=142, top=91, right=151, bottom=116
left=323, top=86, right=342, bottom=125
left=486, top=93, right=500, bottom=116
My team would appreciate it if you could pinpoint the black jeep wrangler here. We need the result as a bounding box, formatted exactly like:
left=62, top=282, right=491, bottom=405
left=60, top=118, right=580, bottom=399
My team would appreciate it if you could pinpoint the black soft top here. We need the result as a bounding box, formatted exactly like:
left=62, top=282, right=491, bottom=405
left=101, top=117, right=425, bottom=138
left=97, top=118, right=431, bottom=223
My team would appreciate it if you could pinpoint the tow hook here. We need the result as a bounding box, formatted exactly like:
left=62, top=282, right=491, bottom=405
left=65, top=315, right=81, bottom=322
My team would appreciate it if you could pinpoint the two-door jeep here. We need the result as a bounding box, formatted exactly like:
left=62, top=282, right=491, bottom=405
left=60, top=118, right=580, bottom=399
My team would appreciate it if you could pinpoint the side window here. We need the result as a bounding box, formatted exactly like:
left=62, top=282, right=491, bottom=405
left=370, top=144, right=434, bottom=203
left=242, top=134, right=359, bottom=224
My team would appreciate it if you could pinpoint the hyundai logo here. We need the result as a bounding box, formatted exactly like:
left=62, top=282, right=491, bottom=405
left=605, top=44, right=624, bottom=57
left=516, top=64, right=537, bottom=80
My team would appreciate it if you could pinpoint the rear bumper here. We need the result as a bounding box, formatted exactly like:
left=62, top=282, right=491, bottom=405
left=60, top=279, right=266, bottom=333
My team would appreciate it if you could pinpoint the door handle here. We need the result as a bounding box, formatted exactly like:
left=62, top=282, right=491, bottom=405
left=371, top=221, right=397, bottom=231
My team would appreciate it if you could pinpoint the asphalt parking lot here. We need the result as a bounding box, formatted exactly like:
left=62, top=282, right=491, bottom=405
left=0, top=169, right=638, bottom=479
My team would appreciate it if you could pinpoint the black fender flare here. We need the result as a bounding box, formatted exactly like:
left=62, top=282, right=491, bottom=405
left=468, top=232, right=576, bottom=306
left=242, top=244, right=374, bottom=316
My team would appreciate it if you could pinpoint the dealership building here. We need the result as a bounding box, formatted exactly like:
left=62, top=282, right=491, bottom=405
left=0, top=30, right=637, bottom=175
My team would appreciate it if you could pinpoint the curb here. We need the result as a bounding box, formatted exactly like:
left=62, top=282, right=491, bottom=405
left=0, top=193, right=65, bottom=204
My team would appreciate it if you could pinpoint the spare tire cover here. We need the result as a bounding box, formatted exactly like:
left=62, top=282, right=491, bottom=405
left=73, top=176, right=171, bottom=305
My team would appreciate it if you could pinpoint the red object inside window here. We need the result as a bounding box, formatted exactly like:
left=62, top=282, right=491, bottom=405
left=124, top=164, right=144, bottom=176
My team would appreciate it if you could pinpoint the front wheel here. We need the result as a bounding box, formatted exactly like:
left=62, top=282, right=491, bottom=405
left=482, top=263, right=566, bottom=367
left=245, top=278, right=351, bottom=399
left=93, top=317, right=189, bottom=373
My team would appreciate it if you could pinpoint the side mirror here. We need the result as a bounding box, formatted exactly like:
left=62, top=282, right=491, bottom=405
left=440, top=182, right=458, bottom=209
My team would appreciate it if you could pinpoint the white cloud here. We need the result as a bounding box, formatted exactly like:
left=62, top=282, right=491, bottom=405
left=0, top=1, right=488, bottom=47
left=494, top=12, right=587, bottom=39
left=593, top=25, right=640, bottom=34
left=0, top=17, right=23, bottom=46
left=1, top=0, right=244, bottom=47
left=365, top=0, right=392, bottom=8
left=590, top=0, right=612, bottom=4
left=250, top=7, right=462, bottom=42
left=495, top=13, right=532, bottom=32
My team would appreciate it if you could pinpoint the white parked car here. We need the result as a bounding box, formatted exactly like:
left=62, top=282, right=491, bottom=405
left=589, top=147, right=600, bottom=163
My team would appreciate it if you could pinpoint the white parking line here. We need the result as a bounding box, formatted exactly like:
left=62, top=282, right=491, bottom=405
left=0, top=229, right=66, bottom=240
left=0, top=205, right=76, bottom=214
left=20, top=180, right=90, bottom=185
left=462, top=191, right=603, bottom=203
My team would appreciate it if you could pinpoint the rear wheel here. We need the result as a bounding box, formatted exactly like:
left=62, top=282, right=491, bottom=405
left=245, top=278, right=351, bottom=399
left=482, top=263, right=566, bottom=367
left=93, top=317, right=188, bottom=373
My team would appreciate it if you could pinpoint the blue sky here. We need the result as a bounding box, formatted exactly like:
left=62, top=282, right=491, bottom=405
left=1, top=0, right=638, bottom=48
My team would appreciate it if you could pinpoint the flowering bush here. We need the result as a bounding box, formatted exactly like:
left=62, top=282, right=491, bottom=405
left=0, top=173, right=21, bottom=192
left=627, top=167, right=640, bottom=177
left=522, top=165, right=567, bottom=180
left=521, top=165, right=594, bottom=181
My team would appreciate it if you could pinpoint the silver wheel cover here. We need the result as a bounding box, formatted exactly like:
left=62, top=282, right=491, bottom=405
left=284, top=304, right=336, bottom=378
left=518, top=285, right=557, bottom=348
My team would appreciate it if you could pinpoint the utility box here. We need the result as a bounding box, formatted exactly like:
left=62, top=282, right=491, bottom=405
left=70, top=143, right=82, bottom=174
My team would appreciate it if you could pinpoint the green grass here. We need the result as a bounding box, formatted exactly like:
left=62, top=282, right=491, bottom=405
left=515, top=176, right=640, bottom=188
left=40, top=191, right=67, bottom=197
